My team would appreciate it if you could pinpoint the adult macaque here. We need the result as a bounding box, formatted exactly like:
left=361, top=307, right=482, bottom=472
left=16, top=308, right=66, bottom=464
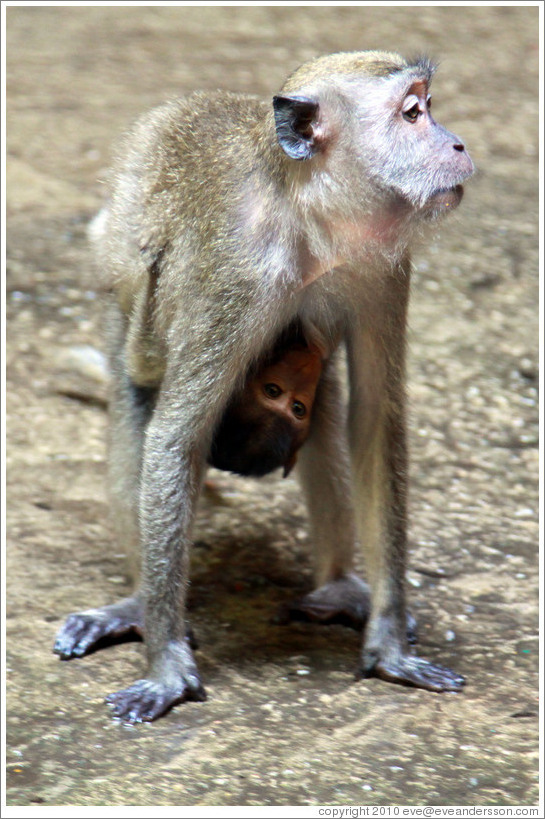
left=54, top=51, right=474, bottom=722
left=209, top=321, right=324, bottom=478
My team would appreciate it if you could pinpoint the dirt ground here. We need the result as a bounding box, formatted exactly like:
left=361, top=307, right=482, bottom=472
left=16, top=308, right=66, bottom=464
left=4, top=4, right=540, bottom=810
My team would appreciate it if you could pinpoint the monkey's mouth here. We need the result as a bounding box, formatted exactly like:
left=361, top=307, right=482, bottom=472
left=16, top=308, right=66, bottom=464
left=424, top=184, right=464, bottom=214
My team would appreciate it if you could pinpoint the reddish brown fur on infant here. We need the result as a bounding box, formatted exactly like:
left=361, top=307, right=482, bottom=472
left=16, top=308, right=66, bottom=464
left=208, top=324, right=324, bottom=477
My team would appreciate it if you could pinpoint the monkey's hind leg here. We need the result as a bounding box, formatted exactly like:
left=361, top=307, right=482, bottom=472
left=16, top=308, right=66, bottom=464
left=289, top=362, right=376, bottom=629
left=53, top=306, right=151, bottom=665
left=287, top=354, right=417, bottom=641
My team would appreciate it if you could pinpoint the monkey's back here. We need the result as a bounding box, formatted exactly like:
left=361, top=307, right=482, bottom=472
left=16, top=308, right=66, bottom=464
left=101, top=91, right=283, bottom=312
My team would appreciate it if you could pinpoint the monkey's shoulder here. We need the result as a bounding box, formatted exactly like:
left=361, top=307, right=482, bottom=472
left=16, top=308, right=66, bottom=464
left=109, top=90, right=276, bottom=232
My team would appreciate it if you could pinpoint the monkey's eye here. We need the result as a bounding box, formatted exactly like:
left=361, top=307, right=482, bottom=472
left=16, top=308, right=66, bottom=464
left=403, top=103, right=420, bottom=123
left=264, top=383, right=282, bottom=399
left=292, top=400, right=306, bottom=419
left=426, top=95, right=432, bottom=110
left=402, top=94, right=421, bottom=123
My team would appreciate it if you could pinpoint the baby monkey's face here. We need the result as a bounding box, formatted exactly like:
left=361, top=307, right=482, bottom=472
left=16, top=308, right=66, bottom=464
left=253, top=344, right=324, bottom=433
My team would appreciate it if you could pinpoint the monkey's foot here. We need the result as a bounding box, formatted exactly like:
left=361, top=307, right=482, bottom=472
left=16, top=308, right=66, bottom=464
left=285, top=573, right=371, bottom=628
left=53, top=596, right=144, bottom=659
left=280, top=574, right=417, bottom=642
left=105, top=642, right=206, bottom=723
left=360, top=649, right=465, bottom=693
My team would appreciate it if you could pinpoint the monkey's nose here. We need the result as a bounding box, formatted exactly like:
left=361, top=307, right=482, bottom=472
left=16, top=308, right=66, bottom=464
left=453, top=143, right=465, bottom=152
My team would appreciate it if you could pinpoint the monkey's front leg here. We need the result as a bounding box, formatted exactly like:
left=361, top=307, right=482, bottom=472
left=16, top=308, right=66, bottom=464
left=104, top=408, right=208, bottom=722
left=347, top=294, right=464, bottom=693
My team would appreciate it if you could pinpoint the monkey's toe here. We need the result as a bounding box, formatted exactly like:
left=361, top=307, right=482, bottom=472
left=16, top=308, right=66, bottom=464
left=360, top=651, right=465, bottom=693
left=105, top=677, right=206, bottom=723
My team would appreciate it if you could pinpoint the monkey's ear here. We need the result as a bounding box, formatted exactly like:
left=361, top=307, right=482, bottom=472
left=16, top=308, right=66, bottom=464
left=273, top=95, right=321, bottom=160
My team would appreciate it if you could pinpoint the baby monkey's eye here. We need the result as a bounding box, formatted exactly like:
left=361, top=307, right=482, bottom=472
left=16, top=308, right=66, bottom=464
left=264, top=383, right=282, bottom=399
left=292, top=400, right=306, bottom=419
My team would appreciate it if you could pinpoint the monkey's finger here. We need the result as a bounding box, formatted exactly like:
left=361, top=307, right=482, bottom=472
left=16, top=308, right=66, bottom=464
left=53, top=613, right=113, bottom=659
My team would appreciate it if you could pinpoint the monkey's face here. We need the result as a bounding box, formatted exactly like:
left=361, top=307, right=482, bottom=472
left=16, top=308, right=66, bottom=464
left=251, top=346, right=323, bottom=437
left=208, top=347, right=323, bottom=479
left=319, top=75, right=471, bottom=224
left=389, top=79, right=471, bottom=210
left=350, top=72, right=474, bottom=215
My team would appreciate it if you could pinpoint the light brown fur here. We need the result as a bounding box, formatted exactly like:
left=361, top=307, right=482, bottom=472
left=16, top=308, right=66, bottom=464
left=54, top=51, right=473, bottom=722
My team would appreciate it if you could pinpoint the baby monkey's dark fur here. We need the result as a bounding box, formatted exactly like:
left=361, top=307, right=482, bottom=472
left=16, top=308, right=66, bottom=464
left=54, top=50, right=474, bottom=722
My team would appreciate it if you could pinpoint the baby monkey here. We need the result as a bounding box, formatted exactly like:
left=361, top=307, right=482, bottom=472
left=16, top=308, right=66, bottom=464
left=209, top=321, right=324, bottom=478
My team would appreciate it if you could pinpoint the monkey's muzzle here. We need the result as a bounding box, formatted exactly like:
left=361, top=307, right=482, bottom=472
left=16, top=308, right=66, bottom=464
left=423, top=184, right=464, bottom=218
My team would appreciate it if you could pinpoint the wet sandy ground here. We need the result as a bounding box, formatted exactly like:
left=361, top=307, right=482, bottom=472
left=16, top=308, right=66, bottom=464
left=5, top=4, right=540, bottom=809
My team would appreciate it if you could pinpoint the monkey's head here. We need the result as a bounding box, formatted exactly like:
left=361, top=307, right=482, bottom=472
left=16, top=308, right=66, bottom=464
left=272, top=51, right=474, bottom=226
left=208, top=344, right=323, bottom=479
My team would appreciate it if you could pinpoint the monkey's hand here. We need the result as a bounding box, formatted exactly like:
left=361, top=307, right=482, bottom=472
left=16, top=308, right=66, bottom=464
left=53, top=596, right=144, bottom=659
left=359, top=624, right=465, bottom=693
left=104, top=640, right=206, bottom=723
